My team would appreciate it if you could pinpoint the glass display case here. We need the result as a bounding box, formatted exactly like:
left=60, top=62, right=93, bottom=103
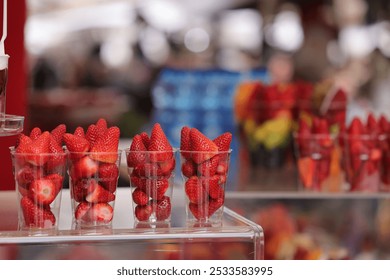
left=0, top=188, right=264, bottom=260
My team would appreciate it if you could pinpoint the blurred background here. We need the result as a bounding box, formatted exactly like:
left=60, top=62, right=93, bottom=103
left=1, top=0, right=390, bottom=260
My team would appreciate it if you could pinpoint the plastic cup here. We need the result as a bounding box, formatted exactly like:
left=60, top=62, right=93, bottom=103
left=66, top=150, right=122, bottom=228
left=293, top=133, right=343, bottom=192
left=341, top=134, right=381, bottom=192
left=10, top=146, right=66, bottom=234
left=180, top=149, right=231, bottom=226
left=125, top=149, right=176, bottom=224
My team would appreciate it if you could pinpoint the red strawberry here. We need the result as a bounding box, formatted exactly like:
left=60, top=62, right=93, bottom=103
left=367, top=113, right=378, bottom=135
left=88, top=203, right=113, bottom=223
left=132, top=163, right=163, bottom=177
left=132, top=188, right=150, bottom=205
left=73, top=126, right=85, bottom=138
left=28, top=178, right=58, bottom=205
left=181, top=160, right=196, bottom=178
left=185, top=176, right=207, bottom=204
left=69, top=156, right=99, bottom=180
left=127, top=134, right=147, bottom=167
left=189, top=128, right=218, bottom=164
left=16, top=165, right=43, bottom=188
left=51, top=124, right=66, bottom=146
left=188, top=202, right=206, bottom=220
left=378, top=115, right=389, bottom=134
left=216, top=160, right=229, bottom=175
left=25, top=131, right=51, bottom=166
left=90, top=126, right=120, bottom=163
left=96, top=118, right=108, bottom=133
left=148, top=123, right=173, bottom=162
left=180, top=126, right=191, bottom=160
left=135, top=204, right=153, bottom=221
left=44, top=173, right=64, bottom=195
left=21, top=197, right=56, bottom=228
left=144, top=179, right=169, bottom=200
left=29, top=127, right=42, bottom=140
left=213, top=132, right=232, bottom=151
left=139, top=132, right=150, bottom=149
left=86, top=184, right=115, bottom=203
left=15, top=134, right=32, bottom=153
left=71, top=179, right=98, bottom=202
left=158, top=157, right=175, bottom=176
left=202, top=176, right=224, bottom=199
left=208, top=197, right=224, bottom=216
left=63, top=133, right=90, bottom=155
left=45, top=134, right=66, bottom=171
left=86, top=124, right=100, bottom=148
left=348, top=117, right=366, bottom=135
left=74, top=202, right=92, bottom=222
left=197, top=155, right=219, bottom=177
left=98, top=163, right=119, bottom=193
left=154, top=196, right=171, bottom=221
left=130, top=175, right=144, bottom=189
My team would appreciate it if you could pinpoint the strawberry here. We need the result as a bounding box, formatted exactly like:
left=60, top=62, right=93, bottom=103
left=145, top=179, right=169, bottom=200
left=71, top=179, right=98, bottom=202
left=202, top=176, right=224, bottom=199
left=21, top=197, right=56, bottom=228
left=16, top=165, right=43, bottom=188
left=188, top=202, right=206, bottom=220
left=135, top=204, right=153, bottom=221
left=180, top=126, right=191, bottom=160
left=216, top=161, right=229, bottom=175
left=98, top=163, right=119, bottom=193
left=29, top=127, right=42, bottom=140
left=378, top=115, right=389, bottom=134
left=73, top=126, right=85, bottom=138
left=311, top=118, right=332, bottom=148
left=85, top=124, right=100, bottom=148
left=213, top=132, right=232, bottom=151
left=181, top=160, right=196, bottom=178
left=348, top=117, right=366, bottom=135
left=63, top=133, right=90, bottom=155
left=148, top=123, right=173, bottom=162
left=69, top=156, right=99, bottom=180
left=89, top=126, right=120, bottom=163
left=51, top=124, right=66, bottom=146
left=158, top=157, right=175, bottom=176
left=74, top=202, right=92, bottom=222
left=189, top=128, right=218, bottom=164
left=185, top=176, right=207, bottom=204
left=132, top=163, right=163, bottom=177
left=96, top=118, right=108, bottom=133
left=208, top=197, right=224, bottom=216
left=45, top=134, right=66, bottom=171
left=88, top=203, right=114, bottom=223
left=28, top=177, right=58, bottom=205
left=132, top=188, right=150, bottom=206
left=367, top=113, right=379, bottom=135
left=25, top=131, right=51, bottom=166
left=15, top=134, right=32, bottom=153
left=154, top=196, right=171, bottom=221
left=127, top=134, right=147, bottom=167
left=197, top=155, right=219, bottom=177
left=44, top=173, right=64, bottom=195
left=130, top=175, right=144, bottom=189
left=139, top=132, right=150, bottom=149
left=85, top=184, right=115, bottom=203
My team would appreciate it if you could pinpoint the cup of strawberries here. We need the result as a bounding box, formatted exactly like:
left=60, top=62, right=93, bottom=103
left=180, top=127, right=232, bottom=226
left=10, top=124, right=67, bottom=233
left=126, top=123, right=175, bottom=224
left=64, top=118, right=122, bottom=228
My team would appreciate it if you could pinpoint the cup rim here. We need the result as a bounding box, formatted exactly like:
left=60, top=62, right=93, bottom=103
left=179, top=149, right=233, bottom=153
left=64, top=148, right=123, bottom=155
left=124, top=148, right=178, bottom=153
left=9, top=146, right=67, bottom=156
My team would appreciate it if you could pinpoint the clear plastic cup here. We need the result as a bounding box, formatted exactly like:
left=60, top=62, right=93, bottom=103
left=66, top=150, right=122, bottom=228
left=125, top=149, right=176, bottom=224
left=10, top=146, right=66, bottom=234
left=179, top=149, right=231, bottom=226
